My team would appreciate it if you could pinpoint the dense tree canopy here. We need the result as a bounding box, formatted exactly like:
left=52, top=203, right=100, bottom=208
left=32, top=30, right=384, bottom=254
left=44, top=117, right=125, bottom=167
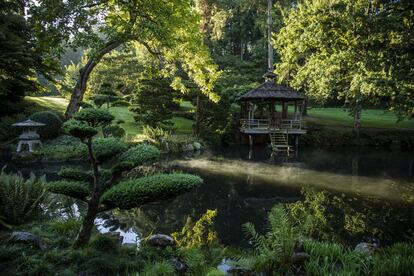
left=275, top=0, right=414, bottom=120
left=28, top=0, right=220, bottom=118
left=0, top=0, right=57, bottom=114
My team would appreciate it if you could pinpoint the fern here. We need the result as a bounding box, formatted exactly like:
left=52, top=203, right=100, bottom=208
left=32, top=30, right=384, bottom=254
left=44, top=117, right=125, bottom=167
left=0, top=169, right=48, bottom=227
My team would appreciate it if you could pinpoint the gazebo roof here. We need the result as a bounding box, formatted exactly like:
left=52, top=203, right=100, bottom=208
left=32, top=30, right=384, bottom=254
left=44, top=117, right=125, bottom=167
left=238, top=73, right=305, bottom=101
left=12, top=119, right=45, bottom=127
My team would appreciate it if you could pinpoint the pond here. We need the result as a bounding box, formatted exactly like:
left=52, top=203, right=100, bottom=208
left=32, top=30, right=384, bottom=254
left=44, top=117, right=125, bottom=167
left=2, top=146, right=413, bottom=247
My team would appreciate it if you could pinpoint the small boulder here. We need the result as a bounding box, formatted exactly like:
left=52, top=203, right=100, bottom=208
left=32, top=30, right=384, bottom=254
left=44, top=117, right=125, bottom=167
left=169, top=257, right=188, bottom=273
left=354, top=242, right=378, bottom=255
left=9, top=231, right=47, bottom=250
left=145, top=234, right=176, bottom=247
left=193, top=142, right=202, bottom=151
left=291, top=252, right=310, bottom=264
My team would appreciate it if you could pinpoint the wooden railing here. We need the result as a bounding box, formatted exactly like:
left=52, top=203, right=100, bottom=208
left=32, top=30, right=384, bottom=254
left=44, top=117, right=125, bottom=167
left=240, top=118, right=302, bottom=131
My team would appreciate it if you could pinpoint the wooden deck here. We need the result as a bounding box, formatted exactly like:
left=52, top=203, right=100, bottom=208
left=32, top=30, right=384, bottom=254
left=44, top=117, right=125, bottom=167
left=240, top=119, right=307, bottom=135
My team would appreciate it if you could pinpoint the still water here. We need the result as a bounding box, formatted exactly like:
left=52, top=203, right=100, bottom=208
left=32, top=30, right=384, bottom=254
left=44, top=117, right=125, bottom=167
left=110, top=146, right=414, bottom=246
left=2, top=146, right=414, bottom=246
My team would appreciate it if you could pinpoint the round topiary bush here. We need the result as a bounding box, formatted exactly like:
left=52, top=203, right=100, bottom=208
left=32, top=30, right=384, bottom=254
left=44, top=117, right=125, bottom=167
left=30, top=111, right=63, bottom=139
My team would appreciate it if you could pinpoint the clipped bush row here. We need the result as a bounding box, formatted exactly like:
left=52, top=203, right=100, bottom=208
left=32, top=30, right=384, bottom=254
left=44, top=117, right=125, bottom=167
left=58, top=167, right=92, bottom=182
left=101, top=173, right=202, bottom=209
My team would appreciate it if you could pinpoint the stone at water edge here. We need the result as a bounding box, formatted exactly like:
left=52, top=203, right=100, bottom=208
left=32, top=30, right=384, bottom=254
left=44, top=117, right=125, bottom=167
left=145, top=234, right=176, bottom=247
left=9, top=231, right=47, bottom=250
left=193, top=142, right=202, bottom=151
left=169, top=257, right=188, bottom=273
left=354, top=242, right=378, bottom=255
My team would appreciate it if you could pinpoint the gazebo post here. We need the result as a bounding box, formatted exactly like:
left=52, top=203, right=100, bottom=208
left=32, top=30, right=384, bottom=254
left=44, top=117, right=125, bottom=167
left=282, top=101, right=288, bottom=119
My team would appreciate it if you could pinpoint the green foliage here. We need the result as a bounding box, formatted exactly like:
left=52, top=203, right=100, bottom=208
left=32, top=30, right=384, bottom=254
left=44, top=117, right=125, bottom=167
left=73, top=108, right=114, bottom=128
left=370, top=243, right=414, bottom=275
left=58, top=167, right=92, bottom=182
left=89, top=235, right=119, bottom=253
left=91, top=137, right=128, bottom=162
left=303, top=240, right=369, bottom=275
left=46, top=180, right=90, bottom=201
left=36, top=135, right=86, bottom=161
left=238, top=205, right=301, bottom=273
left=92, top=82, right=121, bottom=108
left=119, top=143, right=160, bottom=168
left=49, top=218, right=81, bottom=239
left=63, top=119, right=98, bottom=139
left=172, top=209, right=219, bottom=248
left=143, top=125, right=172, bottom=151
left=131, top=77, right=177, bottom=127
left=142, top=261, right=176, bottom=276
left=102, top=124, right=126, bottom=138
left=101, top=173, right=202, bottom=209
left=276, top=0, right=414, bottom=119
left=29, top=111, right=63, bottom=139
left=0, top=170, right=47, bottom=227
left=0, top=1, right=58, bottom=115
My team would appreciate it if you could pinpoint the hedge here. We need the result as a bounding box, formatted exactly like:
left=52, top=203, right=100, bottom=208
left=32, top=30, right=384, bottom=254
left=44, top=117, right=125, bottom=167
left=100, top=173, right=202, bottom=209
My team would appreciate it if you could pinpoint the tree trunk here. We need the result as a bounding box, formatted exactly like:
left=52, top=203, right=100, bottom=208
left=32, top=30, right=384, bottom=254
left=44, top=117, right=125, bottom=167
left=65, top=40, right=123, bottom=119
left=353, top=104, right=362, bottom=139
left=73, top=138, right=101, bottom=248
left=73, top=198, right=100, bottom=248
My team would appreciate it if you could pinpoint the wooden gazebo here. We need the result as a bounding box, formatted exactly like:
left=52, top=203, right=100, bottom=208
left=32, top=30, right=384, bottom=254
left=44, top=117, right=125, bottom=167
left=238, top=72, right=306, bottom=152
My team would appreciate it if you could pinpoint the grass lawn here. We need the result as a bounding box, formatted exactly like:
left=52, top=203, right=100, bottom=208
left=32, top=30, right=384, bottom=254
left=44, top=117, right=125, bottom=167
left=305, top=108, right=414, bottom=130
left=25, top=96, right=69, bottom=114
left=23, top=97, right=413, bottom=134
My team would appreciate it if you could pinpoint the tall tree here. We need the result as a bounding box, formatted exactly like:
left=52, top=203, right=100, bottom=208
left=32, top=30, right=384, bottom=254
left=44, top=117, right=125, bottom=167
left=0, top=0, right=57, bottom=115
left=275, top=0, right=414, bottom=134
left=29, top=0, right=219, bottom=119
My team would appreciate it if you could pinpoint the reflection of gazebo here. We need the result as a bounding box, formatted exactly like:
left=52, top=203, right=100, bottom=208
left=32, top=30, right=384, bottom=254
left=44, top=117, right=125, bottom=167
left=12, top=119, right=45, bottom=152
left=238, top=72, right=306, bottom=152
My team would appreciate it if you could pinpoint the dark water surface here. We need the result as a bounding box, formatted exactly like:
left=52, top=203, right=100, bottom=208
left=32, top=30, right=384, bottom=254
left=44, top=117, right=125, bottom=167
left=2, top=146, right=414, bottom=246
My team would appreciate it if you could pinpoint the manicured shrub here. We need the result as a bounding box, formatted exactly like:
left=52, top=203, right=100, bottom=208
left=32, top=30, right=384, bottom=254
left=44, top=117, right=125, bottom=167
left=63, top=119, right=98, bottom=139
left=73, top=108, right=114, bottom=127
left=0, top=170, right=47, bottom=226
left=119, top=143, right=160, bottom=167
left=46, top=180, right=90, bottom=200
left=58, top=167, right=92, bottom=182
left=91, top=137, right=128, bottom=162
left=101, top=173, right=202, bottom=209
left=102, top=125, right=126, bottom=138
left=30, top=111, right=63, bottom=139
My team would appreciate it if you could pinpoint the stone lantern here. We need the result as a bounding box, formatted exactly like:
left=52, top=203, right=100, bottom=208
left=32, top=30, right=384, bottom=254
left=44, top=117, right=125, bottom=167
left=12, top=119, right=45, bottom=152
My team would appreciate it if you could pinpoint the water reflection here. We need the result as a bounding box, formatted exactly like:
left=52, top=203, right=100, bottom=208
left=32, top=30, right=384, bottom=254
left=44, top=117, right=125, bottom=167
left=111, top=146, right=413, bottom=246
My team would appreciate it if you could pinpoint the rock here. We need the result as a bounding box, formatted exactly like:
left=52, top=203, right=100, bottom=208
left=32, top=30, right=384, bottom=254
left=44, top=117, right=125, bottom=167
left=354, top=242, right=378, bottom=255
left=182, top=143, right=194, bottom=152
left=169, top=257, right=188, bottom=273
left=193, top=142, right=202, bottom=151
left=103, top=232, right=123, bottom=245
left=217, top=258, right=235, bottom=274
left=9, top=231, right=47, bottom=250
left=146, top=234, right=176, bottom=247
left=291, top=252, right=310, bottom=264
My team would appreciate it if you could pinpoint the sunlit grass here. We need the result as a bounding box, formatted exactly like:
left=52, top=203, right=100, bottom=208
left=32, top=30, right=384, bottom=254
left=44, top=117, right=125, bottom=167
left=25, top=96, right=68, bottom=114
left=305, top=108, right=414, bottom=129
